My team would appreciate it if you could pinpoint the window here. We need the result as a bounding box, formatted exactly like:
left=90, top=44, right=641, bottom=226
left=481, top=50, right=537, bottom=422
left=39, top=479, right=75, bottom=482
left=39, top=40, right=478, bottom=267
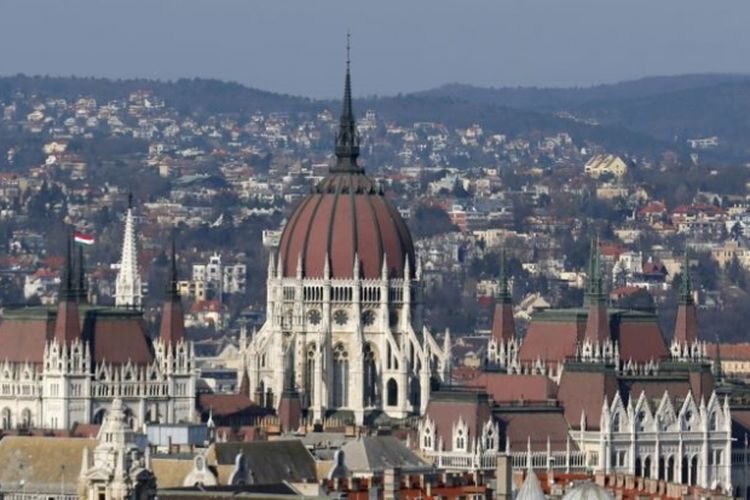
left=387, top=378, right=398, bottom=407
left=307, top=309, right=321, bottom=325
left=455, top=428, right=466, bottom=451
left=332, top=344, right=349, bottom=408
left=423, top=428, right=433, bottom=450
left=333, top=310, right=348, bottom=326
left=361, top=309, right=375, bottom=326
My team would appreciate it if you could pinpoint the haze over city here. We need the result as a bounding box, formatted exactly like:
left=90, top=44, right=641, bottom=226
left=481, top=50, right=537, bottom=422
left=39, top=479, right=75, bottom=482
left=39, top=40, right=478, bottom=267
left=2, top=0, right=750, bottom=96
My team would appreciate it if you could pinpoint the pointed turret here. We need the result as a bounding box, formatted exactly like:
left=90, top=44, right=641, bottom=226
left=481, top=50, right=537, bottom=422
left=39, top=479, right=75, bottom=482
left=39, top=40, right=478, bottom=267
left=674, top=251, right=699, bottom=344
left=584, top=238, right=610, bottom=343
left=278, top=339, right=301, bottom=432
left=76, top=245, right=88, bottom=303
left=238, top=365, right=250, bottom=397
left=159, top=234, right=186, bottom=345
left=115, top=194, right=142, bottom=308
left=491, top=249, right=516, bottom=343
left=54, top=235, right=81, bottom=345
left=331, top=33, right=363, bottom=174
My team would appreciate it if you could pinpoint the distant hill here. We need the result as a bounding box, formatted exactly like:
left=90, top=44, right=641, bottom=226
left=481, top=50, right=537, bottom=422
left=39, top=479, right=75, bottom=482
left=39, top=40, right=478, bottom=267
left=415, top=74, right=750, bottom=159
left=4, top=72, right=750, bottom=160
left=415, top=73, right=750, bottom=111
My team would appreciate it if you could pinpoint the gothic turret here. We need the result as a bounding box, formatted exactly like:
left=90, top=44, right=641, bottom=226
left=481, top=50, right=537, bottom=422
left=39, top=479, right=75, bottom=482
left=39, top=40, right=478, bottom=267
left=277, top=339, right=302, bottom=432
left=159, top=236, right=186, bottom=345
left=115, top=194, right=142, bottom=308
left=491, top=249, right=516, bottom=344
left=331, top=33, right=362, bottom=174
left=583, top=239, right=610, bottom=343
left=674, top=251, right=699, bottom=344
left=54, top=235, right=81, bottom=345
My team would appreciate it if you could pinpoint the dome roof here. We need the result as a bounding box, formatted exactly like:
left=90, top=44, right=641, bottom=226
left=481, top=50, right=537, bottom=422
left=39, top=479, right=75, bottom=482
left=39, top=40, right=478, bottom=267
left=279, top=172, right=415, bottom=280
left=562, top=481, right=613, bottom=500
left=277, top=56, right=414, bottom=281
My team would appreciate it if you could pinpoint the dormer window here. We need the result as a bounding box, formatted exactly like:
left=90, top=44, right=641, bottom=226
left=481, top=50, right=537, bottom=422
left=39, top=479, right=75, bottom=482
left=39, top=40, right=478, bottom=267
left=455, top=428, right=466, bottom=451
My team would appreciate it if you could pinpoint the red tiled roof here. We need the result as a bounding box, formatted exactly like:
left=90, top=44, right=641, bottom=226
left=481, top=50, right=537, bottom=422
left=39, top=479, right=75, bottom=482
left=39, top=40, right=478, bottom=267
left=497, top=410, right=577, bottom=452
left=557, top=370, right=619, bottom=430
left=278, top=172, right=415, bottom=280
left=519, top=319, right=585, bottom=364
left=424, top=391, right=492, bottom=452
left=464, top=373, right=556, bottom=403
left=618, top=320, right=669, bottom=363
left=90, top=316, right=154, bottom=365
left=707, top=342, right=750, bottom=361
left=0, top=317, right=54, bottom=363
left=197, top=393, right=264, bottom=418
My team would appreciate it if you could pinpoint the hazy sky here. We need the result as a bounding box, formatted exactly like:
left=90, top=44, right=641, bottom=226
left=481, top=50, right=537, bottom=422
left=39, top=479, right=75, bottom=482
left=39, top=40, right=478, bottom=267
left=1, top=0, right=749, bottom=98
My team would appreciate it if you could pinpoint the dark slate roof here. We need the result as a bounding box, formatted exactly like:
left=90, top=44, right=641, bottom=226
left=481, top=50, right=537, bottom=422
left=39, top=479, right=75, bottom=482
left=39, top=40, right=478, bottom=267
left=340, top=435, right=430, bottom=473
left=212, top=440, right=317, bottom=484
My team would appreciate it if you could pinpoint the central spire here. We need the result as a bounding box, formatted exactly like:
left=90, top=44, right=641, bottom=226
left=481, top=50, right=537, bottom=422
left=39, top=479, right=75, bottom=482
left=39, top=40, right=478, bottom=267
left=332, top=32, right=362, bottom=174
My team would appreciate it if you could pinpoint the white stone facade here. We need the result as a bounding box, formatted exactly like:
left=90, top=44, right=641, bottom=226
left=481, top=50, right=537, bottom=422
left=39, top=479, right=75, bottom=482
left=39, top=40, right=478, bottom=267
left=115, top=207, right=143, bottom=308
left=245, top=252, right=450, bottom=424
left=0, top=338, right=196, bottom=431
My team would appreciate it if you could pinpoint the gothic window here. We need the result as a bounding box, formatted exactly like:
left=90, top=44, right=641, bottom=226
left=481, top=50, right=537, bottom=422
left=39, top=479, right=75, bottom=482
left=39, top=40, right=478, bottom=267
left=612, top=412, right=621, bottom=432
left=455, top=428, right=466, bottom=451
left=423, top=428, right=433, bottom=450
left=386, top=378, right=398, bottom=407
left=332, top=344, right=349, bottom=408
left=389, top=310, right=399, bottom=328
left=709, top=411, right=717, bottom=431
left=484, top=425, right=495, bottom=451
left=409, top=377, right=420, bottom=408
left=363, top=344, right=378, bottom=407
left=307, top=309, right=321, bottom=326
left=684, top=410, right=694, bottom=431
left=305, top=344, right=316, bottom=406
left=1, top=408, right=10, bottom=430
left=361, top=309, right=375, bottom=326
left=333, top=310, right=348, bottom=326
left=20, top=408, right=31, bottom=428
left=636, top=410, right=646, bottom=432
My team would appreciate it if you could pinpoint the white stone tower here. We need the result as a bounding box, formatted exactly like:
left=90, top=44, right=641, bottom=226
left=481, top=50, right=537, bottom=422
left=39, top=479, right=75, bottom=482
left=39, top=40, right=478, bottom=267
left=115, top=194, right=142, bottom=308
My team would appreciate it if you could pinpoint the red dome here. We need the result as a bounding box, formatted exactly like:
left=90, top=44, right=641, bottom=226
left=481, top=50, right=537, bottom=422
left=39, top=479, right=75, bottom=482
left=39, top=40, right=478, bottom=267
left=278, top=172, right=415, bottom=280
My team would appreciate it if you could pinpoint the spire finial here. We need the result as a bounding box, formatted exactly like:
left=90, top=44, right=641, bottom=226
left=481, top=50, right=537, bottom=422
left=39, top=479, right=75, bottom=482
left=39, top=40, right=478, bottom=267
left=128, top=192, right=133, bottom=210
left=499, top=248, right=511, bottom=302
left=332, top=32, right=362, bottom=174
left=346, top=30, right=351, bottom=73
left=166, top=231, right=179, bottom=299
left=61, top=233, right=74, bottom=300
left=680, top=247, right=694, bottom=305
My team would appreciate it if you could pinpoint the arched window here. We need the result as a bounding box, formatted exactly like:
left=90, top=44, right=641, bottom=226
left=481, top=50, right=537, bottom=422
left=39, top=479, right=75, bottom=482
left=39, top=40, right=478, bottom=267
left=690, top=455, right=698, bottom=486
left=332, top=344, right=349, bottom=408
left=305, top=344, right=316, bottom=407
left=455, top=428, right=466, bottom=451
left=409, top=377, right=420, bottom=408
left=643, top=456, right=652, bottom=479
left=612, top=412, right=620, bottom=432
left=423, top=427, right=433, bottom=450
left=484, top=425, right=495, bottom=451
left=363, top=344, right=378, bottom=407
left=709, top=411, right=718, bottom=431
left=636, top=410, right=646, bottom=432
left=1, top=408, right=10, bottom=430
left=667, top=456, right=675, bottom=482
left=386, top=378, right=398, bottom=407
left=20, top=408, right=31, bottom=428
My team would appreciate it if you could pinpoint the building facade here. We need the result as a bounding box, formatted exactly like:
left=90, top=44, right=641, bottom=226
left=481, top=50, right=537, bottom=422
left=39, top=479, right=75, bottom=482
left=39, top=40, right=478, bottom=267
left=0, top=238, right=196, bottom=431
left=244, top=62, right=450, bottom=425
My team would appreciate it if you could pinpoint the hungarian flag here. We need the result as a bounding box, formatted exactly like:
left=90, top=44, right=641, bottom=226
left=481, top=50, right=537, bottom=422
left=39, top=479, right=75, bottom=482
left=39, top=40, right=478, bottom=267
left=74, top=231, right=95, bottom=246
